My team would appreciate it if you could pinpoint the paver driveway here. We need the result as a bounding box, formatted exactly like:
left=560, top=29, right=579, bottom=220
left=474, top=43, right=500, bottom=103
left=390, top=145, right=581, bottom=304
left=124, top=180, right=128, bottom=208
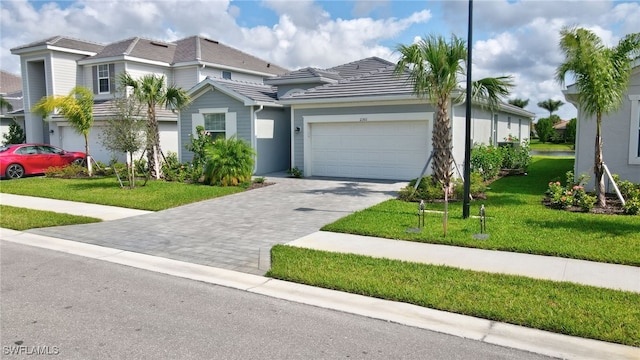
left=29, top=175, right=405, bottom=274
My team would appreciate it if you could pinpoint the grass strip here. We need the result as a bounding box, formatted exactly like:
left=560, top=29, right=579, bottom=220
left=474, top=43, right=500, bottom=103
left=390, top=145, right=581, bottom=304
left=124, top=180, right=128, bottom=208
left=322, top=157, right=640, bottom=266
left=0, top=205, right=101, bottom=230
left=0, top=177, right=244, bottom=211
left=267, top=245, right=640, bottom=347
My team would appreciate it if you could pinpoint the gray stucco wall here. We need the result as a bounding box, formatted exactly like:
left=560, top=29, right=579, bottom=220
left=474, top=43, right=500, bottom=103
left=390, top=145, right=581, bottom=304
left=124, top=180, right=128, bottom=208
left=179, top=86, right=252, bottom=163
left=255, top=107, right=290, bottom=175
left=179, top=86, right=290, bottom=175
left=291, top=103, right=434, bottom=171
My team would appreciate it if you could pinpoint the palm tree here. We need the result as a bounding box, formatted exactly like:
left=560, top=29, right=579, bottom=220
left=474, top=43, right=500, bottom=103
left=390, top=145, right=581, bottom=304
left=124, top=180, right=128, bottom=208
left=119, top=73, right=190, bottom=178
left=556, top=27, right=640, bottom=207
left=537, top=98, right=564, bottom=117
left=32, top=86, right=94, bottom=175
left=394, top=34, right=513, bottom=190
left=0, top=96, right=13, bottom=113
left=508, top=98, right=529, bottom=108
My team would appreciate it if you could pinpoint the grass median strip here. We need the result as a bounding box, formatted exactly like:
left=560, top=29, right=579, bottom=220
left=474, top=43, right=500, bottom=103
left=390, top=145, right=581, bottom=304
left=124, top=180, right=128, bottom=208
left=0, top=205, right=101, bottom=230
left=0, top=177, right=244, bottom=211
left=267, top=245, right=640, bottom=347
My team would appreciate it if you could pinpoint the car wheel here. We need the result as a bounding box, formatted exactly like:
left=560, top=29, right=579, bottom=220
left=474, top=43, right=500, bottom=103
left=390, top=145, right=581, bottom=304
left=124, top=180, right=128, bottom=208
left=73, top=158, right=86, bottom=166
left=5, top=164, right=25, bottom=179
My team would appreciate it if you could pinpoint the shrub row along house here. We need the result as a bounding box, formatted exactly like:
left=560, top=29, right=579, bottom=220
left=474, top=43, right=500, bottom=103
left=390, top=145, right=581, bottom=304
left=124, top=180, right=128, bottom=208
left=11, top=35, right=534, bottom=181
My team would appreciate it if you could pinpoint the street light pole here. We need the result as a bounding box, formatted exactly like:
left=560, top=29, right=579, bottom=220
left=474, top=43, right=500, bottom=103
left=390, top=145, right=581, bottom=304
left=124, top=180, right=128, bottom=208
left=463, top=0, right=474, bottom=219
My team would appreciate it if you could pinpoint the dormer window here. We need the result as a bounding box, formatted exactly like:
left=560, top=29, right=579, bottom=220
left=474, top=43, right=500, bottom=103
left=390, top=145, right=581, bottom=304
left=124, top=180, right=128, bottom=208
left=222, top=71, right=231, bottom=80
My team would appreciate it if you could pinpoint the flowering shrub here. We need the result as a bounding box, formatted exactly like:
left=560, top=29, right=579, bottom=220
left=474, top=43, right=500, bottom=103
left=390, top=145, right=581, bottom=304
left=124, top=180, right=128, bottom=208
left=545, top=180, right=596, bottom=212
left=546, top=181, right=573, bottom=209
left=471, top=143, right=503, bottom=181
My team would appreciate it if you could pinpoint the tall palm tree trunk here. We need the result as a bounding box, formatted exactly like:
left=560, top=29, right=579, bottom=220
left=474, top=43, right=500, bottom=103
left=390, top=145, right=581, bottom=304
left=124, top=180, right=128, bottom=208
left=146, top=104, right=162, bottom=178
left=594, top=114, right=606, bottom=207
left=432, top=97, right=453, bottom=189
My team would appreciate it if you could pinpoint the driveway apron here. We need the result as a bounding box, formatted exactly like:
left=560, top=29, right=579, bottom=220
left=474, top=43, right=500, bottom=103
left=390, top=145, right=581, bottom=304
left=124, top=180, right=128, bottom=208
left=28, top=176, right=404, bottom=275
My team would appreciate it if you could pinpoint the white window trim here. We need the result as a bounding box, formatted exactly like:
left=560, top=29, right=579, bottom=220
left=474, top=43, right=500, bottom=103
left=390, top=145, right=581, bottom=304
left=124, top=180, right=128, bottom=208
left=97, top=64, right=110, bottom=94
left=629, top=95, right=640, bottom=165
left=191, top=108, right=236, bottom=140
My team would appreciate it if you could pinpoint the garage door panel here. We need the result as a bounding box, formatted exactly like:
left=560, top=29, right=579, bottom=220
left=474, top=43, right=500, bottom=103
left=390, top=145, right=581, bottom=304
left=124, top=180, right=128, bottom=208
left=310, top=120, right=429, bottom=180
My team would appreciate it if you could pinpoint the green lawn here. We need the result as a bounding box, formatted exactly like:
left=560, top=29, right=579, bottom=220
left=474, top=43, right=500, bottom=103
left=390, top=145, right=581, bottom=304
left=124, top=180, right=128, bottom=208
left=321, top=157, right=640, bottom=266
left=0, top=176, right=244, bottom=211
left=0, top=205, right=101, bottom=230
left=268, top=245, right=640, bottom=347
left=529, top=139, right=574, bottom=151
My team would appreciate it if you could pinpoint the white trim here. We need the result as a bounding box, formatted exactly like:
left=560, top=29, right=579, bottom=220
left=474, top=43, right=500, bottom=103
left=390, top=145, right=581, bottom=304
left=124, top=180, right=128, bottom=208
left=302, top=112, right=433, bottom=177
left=303, top=112, right=430, bottom=124
left=198, top=107, right=228, bottom=114
left=290, top=107, right=295, bottom=170
left=629, top=95, right=640, bottom=165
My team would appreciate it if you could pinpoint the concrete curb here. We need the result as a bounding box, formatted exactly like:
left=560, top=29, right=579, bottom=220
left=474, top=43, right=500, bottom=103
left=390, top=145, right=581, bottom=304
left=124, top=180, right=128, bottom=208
left=2, top=229, right=638, bottom=360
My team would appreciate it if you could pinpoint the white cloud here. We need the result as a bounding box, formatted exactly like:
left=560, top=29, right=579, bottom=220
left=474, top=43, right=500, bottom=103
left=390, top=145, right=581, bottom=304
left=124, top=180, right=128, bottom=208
left=0, top=0, right=637, bottom=122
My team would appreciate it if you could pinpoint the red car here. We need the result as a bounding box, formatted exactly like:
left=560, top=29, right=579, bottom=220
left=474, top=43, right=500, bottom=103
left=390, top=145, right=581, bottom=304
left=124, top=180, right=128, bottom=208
left=0, top=143, right=86, bottom=179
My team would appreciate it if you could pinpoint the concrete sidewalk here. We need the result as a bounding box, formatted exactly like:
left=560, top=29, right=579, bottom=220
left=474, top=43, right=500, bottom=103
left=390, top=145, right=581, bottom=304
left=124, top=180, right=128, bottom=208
left=288, top=231, right=640, bottom=293
left=0, top=193, right=152, bottom=221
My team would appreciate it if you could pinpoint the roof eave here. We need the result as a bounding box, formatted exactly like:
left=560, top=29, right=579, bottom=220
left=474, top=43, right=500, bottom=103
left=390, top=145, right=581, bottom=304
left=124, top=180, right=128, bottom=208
left=280, top=94, right=417, bottom=105
left=11, top=45, right=97, bottom=56
left=264, top=77, right=337, bottom=86
left=79, top=56, right=171, bottom=67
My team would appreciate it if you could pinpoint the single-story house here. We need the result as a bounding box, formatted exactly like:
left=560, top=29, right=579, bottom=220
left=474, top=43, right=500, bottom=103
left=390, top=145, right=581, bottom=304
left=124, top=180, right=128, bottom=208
left=563, top=59, right=640, bottom=189
left=180, top=57, right=534, bottom=180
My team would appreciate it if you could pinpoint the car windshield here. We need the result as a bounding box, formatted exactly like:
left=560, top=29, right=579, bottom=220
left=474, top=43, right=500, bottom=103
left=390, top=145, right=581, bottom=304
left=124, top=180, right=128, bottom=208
left=0, top=145, right=11, bottom=153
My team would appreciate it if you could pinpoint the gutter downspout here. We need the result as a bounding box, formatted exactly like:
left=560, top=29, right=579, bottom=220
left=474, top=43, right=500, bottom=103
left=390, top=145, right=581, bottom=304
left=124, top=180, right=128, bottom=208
left=253, top=105, right=263, bottom=174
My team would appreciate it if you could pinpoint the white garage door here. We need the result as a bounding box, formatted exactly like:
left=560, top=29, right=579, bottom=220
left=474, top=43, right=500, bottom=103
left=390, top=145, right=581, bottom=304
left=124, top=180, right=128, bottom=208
left=310, top=120, right=429, bottom=180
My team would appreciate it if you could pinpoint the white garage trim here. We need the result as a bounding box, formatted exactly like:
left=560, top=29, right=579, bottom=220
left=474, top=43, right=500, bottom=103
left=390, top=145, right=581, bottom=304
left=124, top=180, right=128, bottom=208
left=303, top=112, right=433, bottom=179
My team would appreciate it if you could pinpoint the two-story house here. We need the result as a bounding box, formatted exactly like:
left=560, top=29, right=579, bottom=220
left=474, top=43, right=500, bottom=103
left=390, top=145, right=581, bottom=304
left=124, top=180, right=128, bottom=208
left=10, top=35, right=288, bottom=162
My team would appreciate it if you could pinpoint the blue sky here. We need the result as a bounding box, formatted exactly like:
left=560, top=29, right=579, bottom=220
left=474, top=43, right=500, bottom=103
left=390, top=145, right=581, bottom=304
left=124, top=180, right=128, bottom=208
left=2, top=0, right=640, bottom=120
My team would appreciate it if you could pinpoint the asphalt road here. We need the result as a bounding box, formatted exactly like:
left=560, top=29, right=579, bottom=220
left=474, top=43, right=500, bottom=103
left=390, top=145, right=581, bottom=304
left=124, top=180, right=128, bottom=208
left=1, top=241, right=555, bottom=360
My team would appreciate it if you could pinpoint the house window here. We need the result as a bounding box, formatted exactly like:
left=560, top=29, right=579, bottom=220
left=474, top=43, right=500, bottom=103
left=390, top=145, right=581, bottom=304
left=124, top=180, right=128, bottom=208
left=222, top=71, right=231, bottom=80
left=97, top=64, right=110, bottom=93
left=204, top=113, right=226, bottom=140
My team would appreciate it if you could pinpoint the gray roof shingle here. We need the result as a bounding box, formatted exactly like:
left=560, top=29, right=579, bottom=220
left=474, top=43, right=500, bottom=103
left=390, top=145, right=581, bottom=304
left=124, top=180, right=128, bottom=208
left=328, top=57, right=395, bottom=79
left=209, top=78, right=278, bottom=103
left=91, top=37, right=177, bottom=63
left=174, top=36, right=288, bottom=75
left=10, top=36, right=104, bottom=53
left=92, top=99, right=177, bottom=120
left=281, top=65, right=414, bottom=101
left=0, top=70, right=22, bottom=94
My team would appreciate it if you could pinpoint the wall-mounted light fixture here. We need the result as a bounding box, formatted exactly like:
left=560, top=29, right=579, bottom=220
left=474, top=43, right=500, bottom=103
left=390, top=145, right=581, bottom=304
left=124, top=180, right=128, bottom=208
left=295, top=126, right=301, bottom=133
left=49, top=129, right=54, bottom=134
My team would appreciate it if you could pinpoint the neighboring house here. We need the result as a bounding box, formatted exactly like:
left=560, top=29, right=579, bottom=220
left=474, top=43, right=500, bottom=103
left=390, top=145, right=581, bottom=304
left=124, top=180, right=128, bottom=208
left=10, top=35, right=288, bottom=162
left=553, top=120, right=569, bottom=138
left=181, top=57, right=534, bottom=180
left=563, top=59, right=640, bottom=189
left=0, top=70, right=25, bottom=142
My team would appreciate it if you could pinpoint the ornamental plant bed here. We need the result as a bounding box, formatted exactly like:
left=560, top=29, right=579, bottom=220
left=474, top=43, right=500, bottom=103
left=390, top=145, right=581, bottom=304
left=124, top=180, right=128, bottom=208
left=542, top=193, right=626, bottom=215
